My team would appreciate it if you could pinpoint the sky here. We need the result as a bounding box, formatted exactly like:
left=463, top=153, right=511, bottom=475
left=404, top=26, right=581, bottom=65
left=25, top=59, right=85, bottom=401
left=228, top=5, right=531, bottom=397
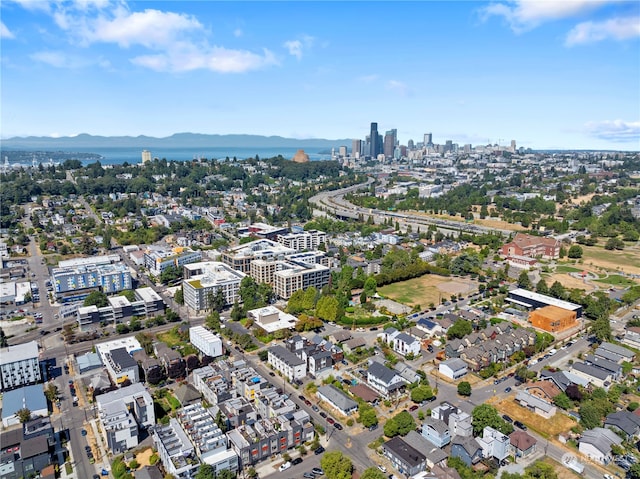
left=1, top=0, right=639, bottom=150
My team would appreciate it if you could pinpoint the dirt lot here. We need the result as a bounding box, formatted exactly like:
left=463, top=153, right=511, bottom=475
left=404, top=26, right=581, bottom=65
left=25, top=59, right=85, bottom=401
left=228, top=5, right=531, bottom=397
left=544, top=273, right=596, bottom=292
left=489, top=396, right=577, bottom=437
left=568, top=193, right=596, bottom=206
left=541, top=457, right=582, bottom=479
left=379, top=274, right=463, bottom=307
left=134, top=447, right=154, bottom=468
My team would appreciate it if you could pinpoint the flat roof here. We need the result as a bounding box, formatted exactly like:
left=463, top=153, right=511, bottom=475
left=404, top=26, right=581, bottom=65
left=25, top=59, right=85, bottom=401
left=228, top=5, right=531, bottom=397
left=135, top=287, right=162, bottom=302
left=509, top=288, right=581, bottom=311
left=0, top=341, right=39, bottom=365
left=2, top=385, right=47, bottom=419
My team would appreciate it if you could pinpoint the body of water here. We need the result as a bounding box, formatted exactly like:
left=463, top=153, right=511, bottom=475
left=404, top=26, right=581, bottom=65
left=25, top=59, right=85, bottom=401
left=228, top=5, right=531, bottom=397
left=4, top=146, right=333, bottom=166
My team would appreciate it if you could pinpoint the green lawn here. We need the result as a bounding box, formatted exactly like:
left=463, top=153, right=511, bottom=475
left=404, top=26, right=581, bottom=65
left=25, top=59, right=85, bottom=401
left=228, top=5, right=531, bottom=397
left=157, top=330, right=184, bottom=348
left=595, top=275, right=638, bottom=287
left=554, top=265, right=584, bottom=274
left=582, top=245, right=640, bottom=271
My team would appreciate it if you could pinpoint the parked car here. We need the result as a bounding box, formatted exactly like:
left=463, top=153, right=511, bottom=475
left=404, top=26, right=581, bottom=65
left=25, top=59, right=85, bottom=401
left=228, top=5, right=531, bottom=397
left=314, top=446, right=325, bottom=455
left=312, top=468, right=324, bottom=475
left=377, top=465, right=387, bottom=473
left=327, top=418, right=335, bottom=425
left=502, top=414, right=513, bottom=423
left=292, top=458, right=303, bottom=465
left=304, top=473, right=315, bottom=479
left=319, top=412, right=327, bottom=418
left=81, top=429, right=87, bottom=436
left=409, top=405, right=419, bottom=412
left=504, top=387, right=512, bottom=393
left=514, top=421, right=527, bottom=430
left=334, top=423, right=343, bottom=430
left=278, top=462, right=291, bottom=472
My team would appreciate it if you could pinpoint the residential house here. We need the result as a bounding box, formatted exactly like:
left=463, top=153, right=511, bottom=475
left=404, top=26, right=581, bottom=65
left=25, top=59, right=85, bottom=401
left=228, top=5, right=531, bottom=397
left=477, top=426, right=510, bottom=461
left=329, top=331, right=352, bottom=344
left=343, top=337, right=367, bottom=355
left=366, top=361, right=406, bottom=397
left=524, top=382, right=561, bottom=402
left=404, top=431, right=448, bottom=468
left=431, top=402, right=473, bottom=437
left=439, top=358, right=468, bottom=380
left=578, top=427, right=622, bottom=464
left=515, top=390, right=557, bottom=419
left=421, top=418, right=451, bottom=448
left=584, top=354, right=622, bottom=380
left=394, top=362, right=421, bottom=385
left=316, top=385, right=358, bottom=416
left=622, top=327, right=640, bottom=350
left=451, top=436, right=483, bottom=466
left=416, top=318, right=442, bottom=337
left=570, top=362, right=612, bottom=388
left=267, top=345, right=306, bottom=381
left=382, top=436, right=427, bottom=477
left=604, top=411, right=640, bottom=439
left=595, top=342, right=635, bottom=363
left=391, top=332, right=421, bottom=357
left=510, top=431, right=537, bottom=458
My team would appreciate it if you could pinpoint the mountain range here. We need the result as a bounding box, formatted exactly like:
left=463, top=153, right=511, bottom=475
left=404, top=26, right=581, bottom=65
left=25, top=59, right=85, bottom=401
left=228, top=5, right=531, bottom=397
left=1, top=133, right=352, bottom=149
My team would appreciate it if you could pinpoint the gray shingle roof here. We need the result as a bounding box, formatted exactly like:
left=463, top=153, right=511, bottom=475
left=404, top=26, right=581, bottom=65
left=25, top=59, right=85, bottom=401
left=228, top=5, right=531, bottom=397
left=368, top=361, right=400, bottom=384
left=317, top=385, right=357, bottom=412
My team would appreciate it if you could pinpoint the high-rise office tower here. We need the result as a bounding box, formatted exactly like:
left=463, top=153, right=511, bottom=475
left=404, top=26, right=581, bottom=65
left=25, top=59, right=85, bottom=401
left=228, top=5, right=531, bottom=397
left=370, top=123, right=379, bottom=157
left=141, top=150, right=152, bottom=164
left=424, top=133, right=433, bottom=147
left=511, top=140, right=517, bottom=152
left=445, top=140, right=453, bottom=153
left=407, top=139, right=414, bottom=149
left=383, top=130, right=397, bottom=158
left=352, top=139, right=362, bottom=157
left=338, top=146, right=347, bottom=157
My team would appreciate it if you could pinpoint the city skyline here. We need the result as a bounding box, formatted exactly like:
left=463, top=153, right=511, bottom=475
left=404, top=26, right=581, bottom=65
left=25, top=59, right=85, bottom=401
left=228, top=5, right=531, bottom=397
left=1, top=1, right=639, bottom=150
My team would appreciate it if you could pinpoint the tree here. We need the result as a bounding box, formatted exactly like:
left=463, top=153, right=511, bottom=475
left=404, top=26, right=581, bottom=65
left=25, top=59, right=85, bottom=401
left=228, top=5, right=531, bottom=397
left=549, top=281, right=566, bottom=299
left=567, top=245, right=583, bottom=259
left=579, top=402, right=602, bottom=430
left=591, top=317, right=612, bottom=342
left=359, top=406, right=378, bottom=428
left=16, top=408, right=31, bottom=423
left=0, top=328, right=7, bottom=347
left=536, top=279, right=549, bottom=295
left=525, top=461, right=558, bottom=479
left=411, top=385, right=434, bottom=403
left=457, top=381, right=472, bottom=396
left=216, top=471, right=234, bottom=479
left=383, top=411, right=416, bottom=438
left=472, top=404, right=513, bottom=436
left=553, top=393, right=573, bottom=410
left=205, top=310, right=221, bottom=332
left=195, top=464, right=216, bottom=479
left=320, top=451, right=353, bottom=479
left=447, top=320, right=472, bottom=340
left=316, top=295, right=342, bottom=322
left=174, top=288, right=184, bottom=305
left=83, top=290, right=108, bottom=308
left=360, top=468, right=387, bottom=479
left=230, top=299, right=243, bottom=321
left=628, top=463, right=640, bottom=479
left=517, top=270, right=532, bottom=290
left=44, top=383, right=59, bottom=402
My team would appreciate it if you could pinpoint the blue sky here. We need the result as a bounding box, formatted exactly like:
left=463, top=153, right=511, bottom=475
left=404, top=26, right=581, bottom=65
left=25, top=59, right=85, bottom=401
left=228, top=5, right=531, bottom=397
left=1, top=0, right=639, bottom=150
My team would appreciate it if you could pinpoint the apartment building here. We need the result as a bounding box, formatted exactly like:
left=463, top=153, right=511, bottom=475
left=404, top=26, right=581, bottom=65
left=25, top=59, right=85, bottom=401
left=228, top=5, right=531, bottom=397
left=189, top=326, right=223, bottom=358
left=0, top=341, right=41, bottom=392
left=267, top=345, right=306, bottom=381
left=77, top=286, right=164, bottom=327
left=221, top=239, right=295, bottom=274
left=95, top=337, right=143, bottom=384
left=143, top=247, right=202, bottom=277
left=96, top=383, right=155, bottom=454
left=182, top=262, right=245, bottom=313
left=272, top=261, right=330, bottom=299
left=51, top=262, right=131, bottom=302
left=276, top=230, right=327, bottom=251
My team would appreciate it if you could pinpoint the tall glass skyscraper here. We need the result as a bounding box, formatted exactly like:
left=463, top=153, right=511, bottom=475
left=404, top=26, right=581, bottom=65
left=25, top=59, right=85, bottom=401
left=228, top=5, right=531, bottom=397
left=370, top=122, right=379, bottom=157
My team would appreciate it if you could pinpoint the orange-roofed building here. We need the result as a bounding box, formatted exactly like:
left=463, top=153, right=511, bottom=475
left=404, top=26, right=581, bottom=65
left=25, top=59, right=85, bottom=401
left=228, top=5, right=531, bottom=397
left=529, top=305, right=578, bottom=333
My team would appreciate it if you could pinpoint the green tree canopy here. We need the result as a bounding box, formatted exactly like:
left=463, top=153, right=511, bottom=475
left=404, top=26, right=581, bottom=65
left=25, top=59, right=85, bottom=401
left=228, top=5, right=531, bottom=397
left=383, top=411, right=416, bottom=438
left=83, top=290, right=108, bottom=308
left=360, top=468, right=387, bottom=479
left=447, top=320, right=473, bottom=340
left=457, top=381, right=472, bottom=396
left=471, top=404, right=513, bottom=436
left=320, top=451, right=353, bottom=479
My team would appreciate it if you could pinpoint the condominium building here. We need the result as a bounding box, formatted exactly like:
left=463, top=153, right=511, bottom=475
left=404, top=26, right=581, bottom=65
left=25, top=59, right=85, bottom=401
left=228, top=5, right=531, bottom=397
left=51, top=262, right=132, bottom=302
left=0, top=341, right=41, bottom=392
left=276, top=230, right=327, bottom=251
left=95, top=337, right=143, bottom=384
left=267, top=345, right=306, bottom=381
left=220, top=239, right=295, bottom=274
left=189, top=326, right=223, bottom=358
left=182, top=262, right=245, bottom=313
left=76, top=286, right=164, bottom=327
left=96, top=383, right=155, bottom=454
left=144, top=247, right=203, bottom=277
left=272, top=261, right=330, bottom=299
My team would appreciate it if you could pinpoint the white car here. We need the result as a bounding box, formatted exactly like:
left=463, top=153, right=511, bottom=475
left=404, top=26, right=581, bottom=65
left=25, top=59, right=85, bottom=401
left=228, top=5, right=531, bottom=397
left=377, top=465, right=387, bottom=473
left=279, top=462, right=291, bottom=472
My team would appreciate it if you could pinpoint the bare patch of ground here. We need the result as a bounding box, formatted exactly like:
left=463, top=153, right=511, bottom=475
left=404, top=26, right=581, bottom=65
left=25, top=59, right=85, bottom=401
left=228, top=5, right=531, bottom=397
left=134, top=448, right=154, bottom=468
left=545, top=273, right=596, bottom=292
left=438, top=280, right=477, bottom=295
left=490, top=396, right=577, bottom=437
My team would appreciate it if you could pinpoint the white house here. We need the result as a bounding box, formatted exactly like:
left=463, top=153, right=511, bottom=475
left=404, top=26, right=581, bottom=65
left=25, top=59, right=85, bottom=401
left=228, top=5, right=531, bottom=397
left=578, top=427, right=622, bottom=464
left=392, top=332, right=421, bottom=357
left=439, top=358, right=468, bottom=380
left=267, top=345, right=306, bottom=381
left=367, top=361, right=406, bottom=397
left=189, top=326, right=223, bottom=358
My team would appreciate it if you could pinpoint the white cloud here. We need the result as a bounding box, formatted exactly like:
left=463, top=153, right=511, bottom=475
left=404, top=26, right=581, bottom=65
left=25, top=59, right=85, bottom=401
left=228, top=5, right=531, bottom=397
left=132, top=46, right=278, bottom=73
left=283, top=35, right=315, bottom=60
left=30, top=49, right=112, bottom=69
left=358, top=74, right=379, bottom=83
left=1, top=21, right=15, bottom=39
left=283, top=40, right=303, bottom=60
left=386, top=80, right=411, bottom=97
left=233, top=28, right=243, bottom=38
left=480, top=0, right=616, bottom=33
left=585, top=119, right=640, bottom=142
left=566, top=16, right=640, bottom=45
left=15, top=0, right=279, bottom=73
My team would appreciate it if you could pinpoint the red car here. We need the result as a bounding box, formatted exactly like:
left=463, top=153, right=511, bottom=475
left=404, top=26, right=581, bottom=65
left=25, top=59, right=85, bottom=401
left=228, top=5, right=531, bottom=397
left=327, top=418, right=335, bottom=425
left=409, top=405, right=419, bottom=412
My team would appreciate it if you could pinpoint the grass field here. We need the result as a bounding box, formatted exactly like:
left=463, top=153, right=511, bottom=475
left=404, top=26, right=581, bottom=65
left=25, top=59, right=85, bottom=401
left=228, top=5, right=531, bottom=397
left=379, top=275, right=459, bottom=307
left=581, top=245, right=640, bottom=275
left=555, top=265, right=584, bottom=274
left=156, top=330, right=183, bottom=348
left=490, top=396, right=577, bottom=437
left=595, top=275, right=638, bottom=287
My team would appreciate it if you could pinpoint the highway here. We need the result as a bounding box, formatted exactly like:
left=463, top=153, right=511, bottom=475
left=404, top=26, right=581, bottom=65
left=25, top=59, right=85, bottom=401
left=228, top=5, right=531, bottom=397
left=309, top=177, right=512, bottom=237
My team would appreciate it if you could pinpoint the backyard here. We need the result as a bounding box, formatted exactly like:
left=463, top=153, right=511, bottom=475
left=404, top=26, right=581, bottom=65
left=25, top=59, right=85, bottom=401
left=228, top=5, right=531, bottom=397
left=489, top=396, right=576, bottom=437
